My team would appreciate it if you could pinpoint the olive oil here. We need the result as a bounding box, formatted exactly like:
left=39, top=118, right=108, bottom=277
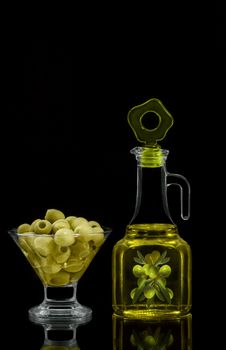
left=112, top=223, right=191, bottom=318
left=112, top=98, right=192, bottom=318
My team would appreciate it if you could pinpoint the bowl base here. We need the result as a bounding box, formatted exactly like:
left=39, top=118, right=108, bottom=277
left=29, top=300, right=92, bottom=324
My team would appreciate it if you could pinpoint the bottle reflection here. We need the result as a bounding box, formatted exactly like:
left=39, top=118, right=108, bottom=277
left=30, top=316, right=90, bottom=350
left=112, top=313, right=192, bottom=350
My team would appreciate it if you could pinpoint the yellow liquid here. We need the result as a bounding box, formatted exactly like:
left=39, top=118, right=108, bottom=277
left=112, top=223, right=192, bottom=318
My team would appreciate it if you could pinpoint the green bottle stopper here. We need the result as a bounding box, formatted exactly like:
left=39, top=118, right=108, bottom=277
left=127, top=98, right=174, bottom=147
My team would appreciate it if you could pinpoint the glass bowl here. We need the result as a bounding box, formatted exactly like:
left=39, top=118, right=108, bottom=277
left=8, top=225, right=111, bottom=323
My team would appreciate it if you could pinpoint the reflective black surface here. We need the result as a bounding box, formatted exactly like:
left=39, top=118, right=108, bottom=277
left=2, top=9, right=220, bottom=347
left=1, top=297, right=206, bottom=349
left=112, top=313, right=192, bottom=349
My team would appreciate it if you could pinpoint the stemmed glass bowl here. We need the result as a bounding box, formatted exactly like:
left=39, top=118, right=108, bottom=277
left=8, top=210, right=111, bottom=323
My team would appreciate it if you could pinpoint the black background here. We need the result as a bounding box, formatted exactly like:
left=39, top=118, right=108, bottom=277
left=1, top=3, right=224, bottom=349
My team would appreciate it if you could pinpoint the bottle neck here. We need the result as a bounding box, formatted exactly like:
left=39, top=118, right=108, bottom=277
left=130, top=147, right=173, bottom=226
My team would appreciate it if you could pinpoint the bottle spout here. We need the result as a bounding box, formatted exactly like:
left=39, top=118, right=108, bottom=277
left=130, top=146, right=169, bottom=168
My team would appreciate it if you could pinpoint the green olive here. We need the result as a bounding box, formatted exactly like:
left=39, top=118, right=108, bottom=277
left=70, top=217, right=88, bottom=230
left=88, top=220, right=101, bottom=228
left=45, top=271, right=70, bottom=286
left=168, top=334, right=174, bottom=345
left=54, top=228, right=75, bottom=246
left=143, top=264, right=158, bottom=279
left=42, top=256, right=62, bottom=274
left=92, top=226, right=104, bottom=234
left=33, top=236, right=55, bottom=256
left=25, top=236, right=36, bottom=249
left=53, top=245, right=71, bottom=263
left=63, top=258, right=84, bottom=272
left=44, top=208, right=65, bottom=223
left=17, top=223, right=31, bottom=233
left=70, top=242, right=90, bottom=260
left=144, top=285, right=155, bottom=299
left=74, top=223, right=93, bottom=235
left=86, top=232, right=104, bottom=250
left=65, top=215, right=77, bottom=227
left=18, top=237, right=31, bottom=252
left=52, top=219, right=70, bottom=233
left=69, top=271, right=85, bottom=283
left=132, top=264, right=144, bottom=277
left=144, top=335, right=156, bottom=346
left=34, top=220, right=52, bottom=234
left=30, top=218, right=41, bottom=231
left=159, top=264, right=171, bottom=277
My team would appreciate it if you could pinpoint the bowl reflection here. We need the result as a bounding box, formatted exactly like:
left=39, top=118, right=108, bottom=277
left=31, top=317, right=91, bottom=350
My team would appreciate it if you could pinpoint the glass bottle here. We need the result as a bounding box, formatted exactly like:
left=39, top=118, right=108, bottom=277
left=112, top=98, right=192, bottom=318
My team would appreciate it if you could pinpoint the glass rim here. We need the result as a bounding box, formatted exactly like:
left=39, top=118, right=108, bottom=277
left=8, top=226, right=112, bottom=237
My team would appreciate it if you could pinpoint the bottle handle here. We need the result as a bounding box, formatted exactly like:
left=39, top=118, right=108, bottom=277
left=166, top=173, right=191, bottom=220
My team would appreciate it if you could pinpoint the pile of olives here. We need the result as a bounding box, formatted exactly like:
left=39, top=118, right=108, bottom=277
left=17, top=209, right=105, bottom=286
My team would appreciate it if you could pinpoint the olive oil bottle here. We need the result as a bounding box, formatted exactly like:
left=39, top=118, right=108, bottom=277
left=112, top=98, right=192, bottom=318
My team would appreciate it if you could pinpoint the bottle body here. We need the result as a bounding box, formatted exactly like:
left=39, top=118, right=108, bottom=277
left=112, top=146, right=191, bottom=318
left=112, top=223, right=191, bottom=318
